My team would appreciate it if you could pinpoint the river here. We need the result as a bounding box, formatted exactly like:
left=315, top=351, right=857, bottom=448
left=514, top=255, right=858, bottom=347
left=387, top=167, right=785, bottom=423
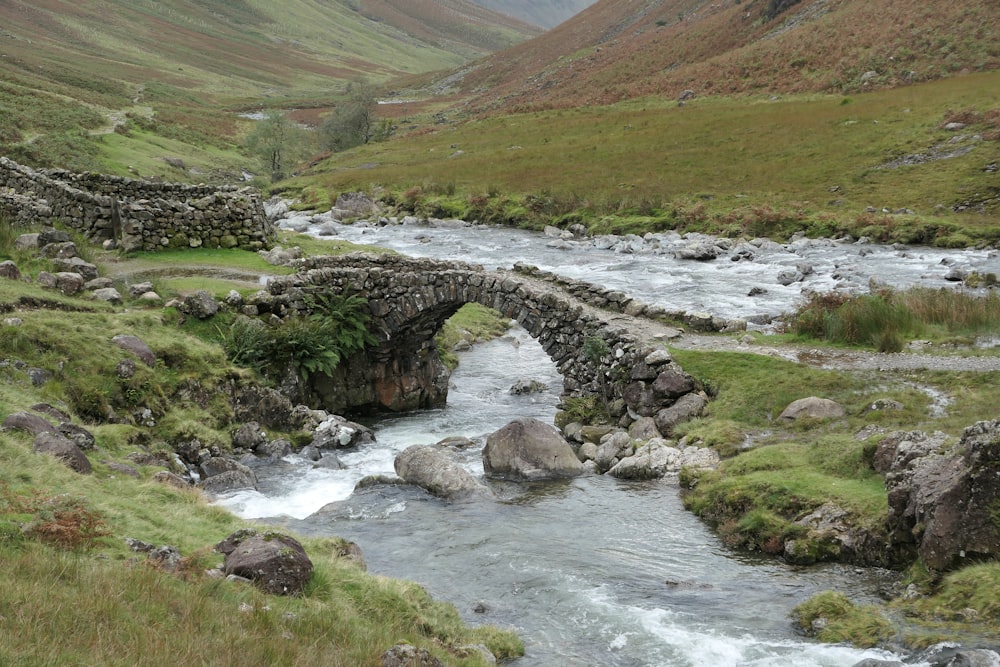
left=215, top=214, right=1000, bottom=666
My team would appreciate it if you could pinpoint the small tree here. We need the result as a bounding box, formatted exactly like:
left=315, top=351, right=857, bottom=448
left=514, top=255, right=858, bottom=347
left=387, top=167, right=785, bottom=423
left=321, top=80, right=380, bottom=152
left=245, top=110, right=304, bottom=181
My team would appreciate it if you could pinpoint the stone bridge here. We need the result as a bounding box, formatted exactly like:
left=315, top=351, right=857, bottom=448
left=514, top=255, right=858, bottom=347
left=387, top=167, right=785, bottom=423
left=258, top=253, right=708, bottom=439
left=0, top=157, right=274, bottom=252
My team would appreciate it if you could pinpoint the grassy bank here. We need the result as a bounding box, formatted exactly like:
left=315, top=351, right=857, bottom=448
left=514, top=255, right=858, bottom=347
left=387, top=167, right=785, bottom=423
left=295, top=72, right=1000, bottom=246
left=669, top=345, right=1000, bottom=645
left=0, top=221, right=521, bottom=665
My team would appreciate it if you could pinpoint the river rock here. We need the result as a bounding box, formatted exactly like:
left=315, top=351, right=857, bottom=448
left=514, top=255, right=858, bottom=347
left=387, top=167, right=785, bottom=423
left=311, top=415, right=375, bottom=449
left=608, top=440, right=720, bottom=479
left=778, top=397, right=846, bottom=421
left=231, top=422, right=268, bottom=451
left=394, top=445, right=490, bottom=499
left=483, top=417, right=584, bottom=481
left=219, top=531, right=313, bottom=596
left=34, top=432, right=91, bottom=474
left=885, top=419, right=1000, bottom=570
left=594, top=431, right=633, bottom=472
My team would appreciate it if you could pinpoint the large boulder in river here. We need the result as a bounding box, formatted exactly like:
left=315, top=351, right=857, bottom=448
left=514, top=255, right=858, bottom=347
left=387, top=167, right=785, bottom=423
left=885, top=419, right=1000, bottom=571
left=394, top=445, right=490, bottom=499
left=483, top=417, right=583, bottom=481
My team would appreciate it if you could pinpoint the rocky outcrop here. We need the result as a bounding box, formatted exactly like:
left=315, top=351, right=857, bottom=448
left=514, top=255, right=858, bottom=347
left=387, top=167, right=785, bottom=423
left=217, top=530, right=314, bottom=595
left=483, top=417, right=583, bottom=481
left=394, top=445, right=491, bottom=499
left=883, top=420, right=1000, bottom=570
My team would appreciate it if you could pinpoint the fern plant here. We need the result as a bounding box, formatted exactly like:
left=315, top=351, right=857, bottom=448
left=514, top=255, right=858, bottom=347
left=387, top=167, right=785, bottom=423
left=222, top=291, right=376, bottom=382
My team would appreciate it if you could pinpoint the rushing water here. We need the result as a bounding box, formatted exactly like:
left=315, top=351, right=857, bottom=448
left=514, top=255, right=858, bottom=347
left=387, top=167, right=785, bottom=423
left=275, top=209, right=1000, bottom=324
left=219, top=329, right=906, bottom=666
left=214, top=214, right=1000, bottom=665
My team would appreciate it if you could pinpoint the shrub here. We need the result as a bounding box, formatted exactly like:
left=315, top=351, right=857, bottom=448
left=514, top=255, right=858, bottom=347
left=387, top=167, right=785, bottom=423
left=223, top=292, right=375, bottom=382
left=0, top=483, right=110, bottom=550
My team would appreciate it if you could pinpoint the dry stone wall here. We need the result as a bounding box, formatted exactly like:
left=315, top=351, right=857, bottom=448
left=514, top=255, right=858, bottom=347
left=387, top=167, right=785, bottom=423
left=257, top=253, right=704, bottom=435
left=0, top=157, right=274, bottom=252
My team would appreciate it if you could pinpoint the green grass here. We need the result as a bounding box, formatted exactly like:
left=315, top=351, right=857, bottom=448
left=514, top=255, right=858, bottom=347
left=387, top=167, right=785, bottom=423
left=791, top=591, right=896, bottom=648
left=305, top=72, right=1000, bottom=244
left=436, top=303, right=511, bottom=369
left=791, top=286, right=1000, bottom=351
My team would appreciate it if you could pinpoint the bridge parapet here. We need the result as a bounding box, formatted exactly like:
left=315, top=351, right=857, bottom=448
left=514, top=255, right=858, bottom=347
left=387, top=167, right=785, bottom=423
left=0, top=156, right=273, bottom=252
left=261, top=253, right=706, bottom=438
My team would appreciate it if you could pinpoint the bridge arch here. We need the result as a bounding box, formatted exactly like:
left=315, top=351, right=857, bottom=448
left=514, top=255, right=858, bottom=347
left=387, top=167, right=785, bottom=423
left=262, top=253, right=704, bottom=437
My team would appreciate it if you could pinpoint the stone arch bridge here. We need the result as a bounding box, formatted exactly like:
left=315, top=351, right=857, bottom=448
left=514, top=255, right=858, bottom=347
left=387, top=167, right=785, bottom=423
left=260, top=253, right=707, bottom=439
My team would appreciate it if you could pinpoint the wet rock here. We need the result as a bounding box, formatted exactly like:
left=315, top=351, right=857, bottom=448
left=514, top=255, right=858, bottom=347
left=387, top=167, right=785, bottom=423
left=198, top=470, right=257, bottom=494
left=394, top=445, right=490, bottom=499
left=509, top=379, right=548, bottom=395
left=231, top=422, right=268, bottom=451
left=483, top=417, right=583, bottom=481
left=311, top=415, right=375, bottom=449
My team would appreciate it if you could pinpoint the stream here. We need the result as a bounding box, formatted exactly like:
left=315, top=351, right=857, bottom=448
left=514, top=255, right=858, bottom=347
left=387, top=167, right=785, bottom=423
left=215, top=214, right=1000, bottom=665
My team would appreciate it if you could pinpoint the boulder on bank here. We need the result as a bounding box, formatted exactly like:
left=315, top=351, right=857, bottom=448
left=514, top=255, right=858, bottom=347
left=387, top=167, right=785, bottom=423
left=483, top=417, right=583, bottom=481
left=778, top=397, right=846, bottom=421
left=33, top=432, right=91, bottom=474
left=394, top=445, right=490, bottom=499
left=218, top=530, right=314, bottom=596
left=885, top=419, right=1000, bottom=571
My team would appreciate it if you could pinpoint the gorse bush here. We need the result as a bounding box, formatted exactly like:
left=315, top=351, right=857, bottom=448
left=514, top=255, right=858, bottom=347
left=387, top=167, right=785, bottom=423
left=223, top=292, right=375, bottom=381
left=791, top=286, right=1000, bottom=350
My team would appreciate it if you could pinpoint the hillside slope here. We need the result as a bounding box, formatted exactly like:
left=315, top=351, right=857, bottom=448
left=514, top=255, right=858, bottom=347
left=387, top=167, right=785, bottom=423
left=469, top=0, right=598, bottom=29
left=455, top=0, right=1000, bottom=111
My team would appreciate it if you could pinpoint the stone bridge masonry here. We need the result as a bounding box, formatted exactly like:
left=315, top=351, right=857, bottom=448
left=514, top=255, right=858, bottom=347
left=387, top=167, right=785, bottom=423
left=0, top=157, right=274, bottom=252
left=259, top=253, right=707, bottom=438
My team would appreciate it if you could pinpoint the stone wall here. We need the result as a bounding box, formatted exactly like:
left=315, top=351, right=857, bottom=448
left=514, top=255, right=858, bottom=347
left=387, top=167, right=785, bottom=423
left=0, top=157, right=274, bottom=252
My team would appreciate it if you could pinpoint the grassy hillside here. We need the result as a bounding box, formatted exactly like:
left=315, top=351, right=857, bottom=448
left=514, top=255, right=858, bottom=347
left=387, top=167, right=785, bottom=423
left=0, top=0, right=539, bottom=177
left=455, top=0, right=1000, bottom=112
left=297, top=71, right=1000, bottom=245
left=469, top=0, right=598, bottom=29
